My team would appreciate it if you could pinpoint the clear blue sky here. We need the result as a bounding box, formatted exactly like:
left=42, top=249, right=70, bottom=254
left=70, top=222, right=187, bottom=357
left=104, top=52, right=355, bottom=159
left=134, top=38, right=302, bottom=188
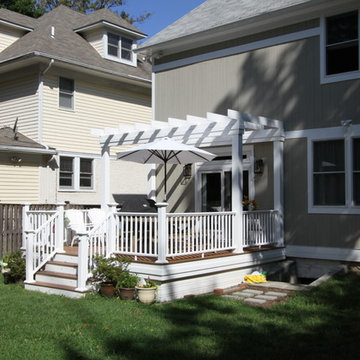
left=120, top=0, right=206, bottom=40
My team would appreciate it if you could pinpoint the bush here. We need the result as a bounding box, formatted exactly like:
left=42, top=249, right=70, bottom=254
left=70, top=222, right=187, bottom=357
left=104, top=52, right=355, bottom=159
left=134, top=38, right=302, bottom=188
left=118, top=272, right=138, bottom=288
left=0, top=250, right=25, bottom=284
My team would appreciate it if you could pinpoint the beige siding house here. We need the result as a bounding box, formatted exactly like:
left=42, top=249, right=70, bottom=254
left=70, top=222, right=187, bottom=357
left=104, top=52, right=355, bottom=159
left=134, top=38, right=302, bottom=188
left=136, top=0, right=360, bottom=267
left=0, top=6, right=151, bottom=205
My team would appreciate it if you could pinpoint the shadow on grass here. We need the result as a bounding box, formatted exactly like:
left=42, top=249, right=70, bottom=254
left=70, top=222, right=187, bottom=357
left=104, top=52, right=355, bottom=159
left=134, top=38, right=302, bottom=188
left=58, top=272, right=360, bottom=360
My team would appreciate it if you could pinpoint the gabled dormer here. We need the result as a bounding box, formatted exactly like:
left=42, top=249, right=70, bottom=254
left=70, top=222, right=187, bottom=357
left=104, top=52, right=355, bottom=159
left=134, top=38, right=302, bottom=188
left=74, top=8, right=146, bottom=67
left=0, top=9, right=35, bottom=53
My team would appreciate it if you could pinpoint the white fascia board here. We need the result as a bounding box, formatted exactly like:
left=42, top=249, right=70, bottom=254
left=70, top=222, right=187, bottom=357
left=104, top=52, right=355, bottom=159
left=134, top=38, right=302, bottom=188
left=0, top=145, right=57, bottom=155
left=74, top=21, right=146, bottom=39
left=0, top=19, right=33, bottom=32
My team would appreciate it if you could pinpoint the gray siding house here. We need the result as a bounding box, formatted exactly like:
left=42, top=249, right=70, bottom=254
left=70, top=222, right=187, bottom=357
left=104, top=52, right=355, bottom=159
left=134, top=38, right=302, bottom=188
left=136, top=0, right=360, bottom=267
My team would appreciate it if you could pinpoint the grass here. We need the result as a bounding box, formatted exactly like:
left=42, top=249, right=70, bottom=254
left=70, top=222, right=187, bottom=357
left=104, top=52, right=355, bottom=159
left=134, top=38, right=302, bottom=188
left=1, top=270, right=360, bottom=360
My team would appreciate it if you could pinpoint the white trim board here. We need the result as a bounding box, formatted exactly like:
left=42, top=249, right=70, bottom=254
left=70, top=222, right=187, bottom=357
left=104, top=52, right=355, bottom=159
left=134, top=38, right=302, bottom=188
left=153, top=27, right=320, bottom=73
left=286, top=245, right=360, bottom=263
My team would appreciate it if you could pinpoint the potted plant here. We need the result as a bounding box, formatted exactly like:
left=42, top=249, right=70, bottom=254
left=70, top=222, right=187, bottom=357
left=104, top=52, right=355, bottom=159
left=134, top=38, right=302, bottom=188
left=117, top=272, right=138, bottom=300
left=136, top=277, right=158, bottom=304
left=92, top=255, right=128, bottom=297
left=0, top=250, right=25, bottom=284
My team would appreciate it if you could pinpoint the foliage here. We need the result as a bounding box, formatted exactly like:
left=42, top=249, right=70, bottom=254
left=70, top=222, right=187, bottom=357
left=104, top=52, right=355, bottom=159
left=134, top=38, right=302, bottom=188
left=0, top=250, right=25, bottom=283
left=0, top=0, right=44, bottom=18
left=117, top=272, right=138, bottom=288
left=138, top=276, right=157, bottom=288
left=92, top=255, right=130, bottom=286
left=242, top=196, right=258, bottom=210
left=1, top=271, right=360, bottom=359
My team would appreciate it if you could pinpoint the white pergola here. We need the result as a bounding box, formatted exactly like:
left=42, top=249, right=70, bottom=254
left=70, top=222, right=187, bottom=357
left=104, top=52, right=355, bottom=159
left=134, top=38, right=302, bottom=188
left=92, top=109, right=285, bottom=253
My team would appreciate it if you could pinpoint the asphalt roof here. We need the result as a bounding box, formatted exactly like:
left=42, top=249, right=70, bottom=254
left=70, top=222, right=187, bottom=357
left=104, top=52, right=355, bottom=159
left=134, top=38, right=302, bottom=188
left=0, top=6, right=151, bottom=81
left=140, top=0, right=314, bottom=49
left=0, top=127, right=47, bottom=149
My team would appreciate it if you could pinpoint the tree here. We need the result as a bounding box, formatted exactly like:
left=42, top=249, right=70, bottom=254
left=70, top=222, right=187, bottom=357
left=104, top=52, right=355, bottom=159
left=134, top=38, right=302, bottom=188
left=0, top=0, right=150, bottom=23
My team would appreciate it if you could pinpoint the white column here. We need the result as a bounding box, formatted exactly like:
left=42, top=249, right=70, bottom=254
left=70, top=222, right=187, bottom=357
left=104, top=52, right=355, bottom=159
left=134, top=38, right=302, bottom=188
left=21, top=203, right=31, bottom=250
left=273, top=139, right=284, bottom=247
left=106, top=203, right=118, bottom=257
left=25, top=230, right=36, bottom=283
left=55, top=202, right=65, bottom=252
left=232, top=129, right=244, bottom=253
left=101, top=145, right=111, bottom=210
left=155, top=202, right=169, bottom=264
left=76, top=234, right=89, bottom=291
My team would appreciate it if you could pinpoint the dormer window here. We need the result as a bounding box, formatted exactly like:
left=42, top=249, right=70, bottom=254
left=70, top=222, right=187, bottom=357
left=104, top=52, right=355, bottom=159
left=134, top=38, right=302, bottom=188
left=106, top=32, right=136, bottom=66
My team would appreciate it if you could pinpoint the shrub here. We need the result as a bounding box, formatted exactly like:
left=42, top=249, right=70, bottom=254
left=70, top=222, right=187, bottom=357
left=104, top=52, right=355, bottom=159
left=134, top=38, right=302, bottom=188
left=0, top=250, right=25, bottom=283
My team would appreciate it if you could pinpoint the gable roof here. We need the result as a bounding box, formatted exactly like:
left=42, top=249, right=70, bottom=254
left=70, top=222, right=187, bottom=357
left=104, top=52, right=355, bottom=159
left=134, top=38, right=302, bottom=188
left=0, top=8, right=37, bottom=30
left=0, top=6, right=151, bottom=83
left=0, top=127, right=56, bottom=154
left=138, top=0, right=346, bottom=55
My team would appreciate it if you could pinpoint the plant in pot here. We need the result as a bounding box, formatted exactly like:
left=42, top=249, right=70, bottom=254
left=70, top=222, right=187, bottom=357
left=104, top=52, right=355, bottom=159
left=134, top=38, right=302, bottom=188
left=117, top=272, right=138, bottom=300
left=92, top=255, right=127, bottom=297
left=136, top=277, right=158, bottom=304
left=1, top=250, right=25, bottom=284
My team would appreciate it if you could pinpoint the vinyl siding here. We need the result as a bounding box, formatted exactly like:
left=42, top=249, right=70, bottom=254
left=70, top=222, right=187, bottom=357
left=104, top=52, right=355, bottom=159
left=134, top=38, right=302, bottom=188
left=42, top=74, right=151, bottom=154
left=0, top=24, right=25, bottom=53
left=84, top=30, right=104, bottom=56
left=0, top=153, right=39, bottom=203
left=154, top=36, right=360, bottom=131
left=0, top=75, right=39, bottom=140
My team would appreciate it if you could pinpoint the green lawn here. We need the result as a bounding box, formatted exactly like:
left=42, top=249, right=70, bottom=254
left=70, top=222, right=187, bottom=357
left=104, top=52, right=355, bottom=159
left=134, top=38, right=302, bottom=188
left=1, top=270, right=360, bottom=360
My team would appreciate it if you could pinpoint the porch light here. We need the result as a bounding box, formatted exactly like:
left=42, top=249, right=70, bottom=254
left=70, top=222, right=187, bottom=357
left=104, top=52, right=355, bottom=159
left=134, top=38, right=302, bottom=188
left=254, top=159, right=264, bottom=175
left=183, top=164, right=192, bottom=179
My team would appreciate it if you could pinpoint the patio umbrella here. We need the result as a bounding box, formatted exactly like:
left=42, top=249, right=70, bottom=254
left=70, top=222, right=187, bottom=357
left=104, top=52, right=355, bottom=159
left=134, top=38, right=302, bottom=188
left=117, top=137, right=215, bottom=201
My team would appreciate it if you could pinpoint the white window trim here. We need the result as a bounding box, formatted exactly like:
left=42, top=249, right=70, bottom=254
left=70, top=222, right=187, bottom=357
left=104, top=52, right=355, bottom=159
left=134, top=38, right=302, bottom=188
left=104, top=31, right=137, bottom=67
left=307, top=125, right=360, bottom=214
left=320, top=9, right=360, bottom=84
left=194, top=146, right=254, bottom=212
left=59, top=77, right=75, bottom=111
left=58, top=154, right=95, bottom=192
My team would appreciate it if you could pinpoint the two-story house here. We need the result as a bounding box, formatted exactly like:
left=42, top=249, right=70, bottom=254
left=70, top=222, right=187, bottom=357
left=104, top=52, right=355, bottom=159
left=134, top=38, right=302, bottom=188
left=133, top=0, right=360, bottom=272
left=0, top=5, right=152, bottom=205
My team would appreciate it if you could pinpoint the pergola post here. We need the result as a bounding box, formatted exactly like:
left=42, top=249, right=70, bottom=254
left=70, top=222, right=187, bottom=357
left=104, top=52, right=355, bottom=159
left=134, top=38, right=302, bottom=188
left=273, top=139, right=284, bottom=247
left=155, top=202, right=169, bottom=264
left=232, top=127, right=244, bottom=253
left=101, top=144, right=111, bottom=210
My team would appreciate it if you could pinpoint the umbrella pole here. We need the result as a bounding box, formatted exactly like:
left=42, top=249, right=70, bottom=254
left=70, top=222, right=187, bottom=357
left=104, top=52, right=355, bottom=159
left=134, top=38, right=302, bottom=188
left=164, top=161, right=167, bottom=202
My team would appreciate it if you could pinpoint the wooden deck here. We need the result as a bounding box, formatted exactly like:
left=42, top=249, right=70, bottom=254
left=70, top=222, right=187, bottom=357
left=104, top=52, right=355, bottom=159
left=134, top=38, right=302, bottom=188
left=64, top=245, right=278, bottom=264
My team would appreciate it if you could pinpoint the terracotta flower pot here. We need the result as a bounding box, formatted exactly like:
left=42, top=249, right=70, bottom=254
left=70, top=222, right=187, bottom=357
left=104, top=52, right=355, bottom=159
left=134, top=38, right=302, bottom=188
left=100, top=283, right=115, bottom=297
left=136, top=286, right=156, bottom=304
left=118, top=287, right=135, bottom=300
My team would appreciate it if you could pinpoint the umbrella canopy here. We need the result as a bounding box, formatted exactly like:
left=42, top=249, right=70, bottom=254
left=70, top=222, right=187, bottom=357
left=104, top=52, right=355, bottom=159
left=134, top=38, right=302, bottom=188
left=117, top=137, right=215, bottom=201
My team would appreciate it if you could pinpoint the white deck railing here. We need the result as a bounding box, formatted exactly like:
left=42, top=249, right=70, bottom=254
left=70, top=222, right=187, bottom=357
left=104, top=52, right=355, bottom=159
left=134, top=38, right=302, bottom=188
left=243, top=210, right=279, bottom=247
left=114, top=213, right=158, bottom=257
left=167, top=212, right=236, bottom=256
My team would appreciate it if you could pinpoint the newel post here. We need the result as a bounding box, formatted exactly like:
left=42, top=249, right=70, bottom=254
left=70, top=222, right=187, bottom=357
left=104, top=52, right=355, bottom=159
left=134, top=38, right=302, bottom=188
left=76, top=234, right=89, bottom=291
left=55, top=202, right=65, bottom=253
left=25, top=230, right=36, bottom=283
left=107, top=203, right=118, bottom=257
left=155, top=202, right=169, bottom=264
left=21, top=202, right=31, bottom=250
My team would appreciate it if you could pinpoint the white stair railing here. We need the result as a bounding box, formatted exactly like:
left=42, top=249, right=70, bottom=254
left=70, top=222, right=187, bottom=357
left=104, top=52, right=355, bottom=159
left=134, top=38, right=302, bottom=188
left=243, top=210, right=279, bottom=247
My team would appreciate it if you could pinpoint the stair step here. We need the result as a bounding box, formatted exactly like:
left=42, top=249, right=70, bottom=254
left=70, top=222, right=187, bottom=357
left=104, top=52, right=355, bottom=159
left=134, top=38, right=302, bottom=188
left=47, top=260, right=78, bottom=267
left=36, top=271, right=77, bottom=287
left=25, top=281, right=87, bottom=299
left=46, top=261, right=78, bottom=275
left=53, top=253, right=79, bottom=264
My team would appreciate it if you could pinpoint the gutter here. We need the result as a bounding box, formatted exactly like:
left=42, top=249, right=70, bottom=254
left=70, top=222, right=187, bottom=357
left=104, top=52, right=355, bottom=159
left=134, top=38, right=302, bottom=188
left=0, top=145, right=57, bottom=155
left=0, top=52, right=151, bottom=86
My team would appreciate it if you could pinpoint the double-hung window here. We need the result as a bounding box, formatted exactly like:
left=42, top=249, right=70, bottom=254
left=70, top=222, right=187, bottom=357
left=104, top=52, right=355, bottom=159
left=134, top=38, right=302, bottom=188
left=310, top=136, right=360, bottom=213
left=106, top=32, right=135, bottom=65
left=322, top=10, right=360, bottom=83
left=59, top=77, right=74, bottom=110
left=59, top=156, right=94, bottom=190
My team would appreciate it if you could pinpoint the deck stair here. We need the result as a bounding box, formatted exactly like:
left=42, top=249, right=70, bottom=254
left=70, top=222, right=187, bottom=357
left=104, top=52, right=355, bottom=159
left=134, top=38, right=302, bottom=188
left=24, top=247, right=90, bottom=299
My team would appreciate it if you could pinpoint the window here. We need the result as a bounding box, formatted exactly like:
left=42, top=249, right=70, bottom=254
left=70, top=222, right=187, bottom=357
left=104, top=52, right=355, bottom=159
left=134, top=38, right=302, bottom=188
left=59, top=77, right=74, bottom=110
left=322, top=10, right=360, bottom=82
left=59, top=156, right=93, bottom=190
left=313, top=140, right=345, bottom=206
left=106, top=32, right=135, bottom=64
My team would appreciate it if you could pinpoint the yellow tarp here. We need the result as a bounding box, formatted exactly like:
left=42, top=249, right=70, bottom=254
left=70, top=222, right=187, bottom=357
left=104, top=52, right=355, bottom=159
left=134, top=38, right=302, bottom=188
left=244, top=274, right=266, bottom=283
